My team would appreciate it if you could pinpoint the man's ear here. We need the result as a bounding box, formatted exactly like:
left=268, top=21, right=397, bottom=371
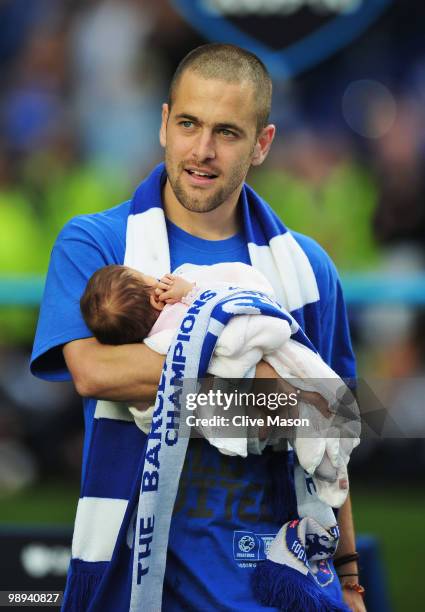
left=251, top=124, right=276, bottom=167
left=159, top=103, right=169, bottom=148
left=150, top=293, right=165, bottom=311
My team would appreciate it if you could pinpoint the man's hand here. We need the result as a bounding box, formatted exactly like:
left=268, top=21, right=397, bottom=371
left=341, top=585, right=367, bottom=612
left=155, top=273, right=195, bottom=304
left=130, top=401, right=152, bottom=412
left=254, top=360, right=331, bottom=417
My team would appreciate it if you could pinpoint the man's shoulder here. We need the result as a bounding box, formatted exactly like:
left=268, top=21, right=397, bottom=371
left=289, top=229, right=338, bottom=283
left=56, top=200, right=131, bottom=245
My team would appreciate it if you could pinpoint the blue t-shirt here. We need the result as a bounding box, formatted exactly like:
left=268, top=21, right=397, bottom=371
left=31, top=196, right=354, bottom=611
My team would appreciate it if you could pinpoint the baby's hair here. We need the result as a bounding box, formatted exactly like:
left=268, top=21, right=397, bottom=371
left=80, top=265, right=159, bottom=345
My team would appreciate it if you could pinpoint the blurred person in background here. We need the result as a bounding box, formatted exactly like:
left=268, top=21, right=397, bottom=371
left=353, top=92, right=425, bottom=478
left=359, top=93, right=425, bottom=371
left=69, top=0, right=164, bottom=179
left=251, top=127, right=379, bottom=273
left=372, top=95, right=425, bottom=255
left=0, top=2, right=124, bottom=498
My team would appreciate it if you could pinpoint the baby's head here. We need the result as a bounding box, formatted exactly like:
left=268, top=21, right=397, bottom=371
left=80, top=265, right=162, bottom=345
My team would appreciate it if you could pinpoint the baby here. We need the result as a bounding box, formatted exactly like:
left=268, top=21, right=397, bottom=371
left=80, top=263, right=354, bottom=506
left=80, top=262, right=282, bottom=448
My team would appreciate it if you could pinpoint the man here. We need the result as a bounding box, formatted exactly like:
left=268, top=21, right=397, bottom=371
left=31, top=44, right=365, bottom=611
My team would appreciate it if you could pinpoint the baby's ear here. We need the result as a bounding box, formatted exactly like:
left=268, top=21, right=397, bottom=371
left=150, top=293, right=165, bottom=311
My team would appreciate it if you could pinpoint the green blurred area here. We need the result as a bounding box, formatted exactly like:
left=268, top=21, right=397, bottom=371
left=250, top=163, right=379, bottom=272
left=0, top=162, right=131, bottom=344
left=0, top=481, right=78, bottom=525
left=1, top=160, right=381, bottom=344
left=0, top=480, right=423, bottom=612
left=351, top=484, right=425, bottom=612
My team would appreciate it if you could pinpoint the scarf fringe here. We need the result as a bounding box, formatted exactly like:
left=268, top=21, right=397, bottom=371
left=251, top=560, right=350, bottom=612
left=64, top=571, right=102, bottom=612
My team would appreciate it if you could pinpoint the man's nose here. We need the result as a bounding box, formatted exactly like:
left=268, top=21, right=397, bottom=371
left=192, top=129, right=216, bottom=162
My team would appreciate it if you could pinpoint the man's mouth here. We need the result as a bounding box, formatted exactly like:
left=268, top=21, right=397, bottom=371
left=185, top=168, right=218, bottom=181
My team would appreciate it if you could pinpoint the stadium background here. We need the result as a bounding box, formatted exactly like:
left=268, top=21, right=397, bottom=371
left=0, top=1, right=424, bottom=610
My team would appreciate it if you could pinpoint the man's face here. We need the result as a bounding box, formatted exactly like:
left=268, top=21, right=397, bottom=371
left=160, top=70, right=262, bottom=214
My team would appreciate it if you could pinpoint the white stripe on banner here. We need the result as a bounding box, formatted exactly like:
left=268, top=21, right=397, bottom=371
left=72, top=497, right=128, bottom=562
left=248, top=234, right=319, bottom=312
left=270, top=233, right=319, bottom=311
left=247, top=243, right=284, bottom=305
left=94, top=400, right=134, bottom=421
left=207, top=316, right=226, bottom=337
left=125, top=209, right=170, bottom=278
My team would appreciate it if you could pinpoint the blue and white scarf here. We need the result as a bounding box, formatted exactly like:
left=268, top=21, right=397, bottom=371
left=64, top=164, right=345, bottom=611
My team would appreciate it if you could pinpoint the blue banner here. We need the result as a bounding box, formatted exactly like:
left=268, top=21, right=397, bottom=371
left=171, top=0, right=392, bottom=77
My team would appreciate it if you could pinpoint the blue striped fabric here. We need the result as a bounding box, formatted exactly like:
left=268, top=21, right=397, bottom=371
left=130, top=288, right=312, bottom=610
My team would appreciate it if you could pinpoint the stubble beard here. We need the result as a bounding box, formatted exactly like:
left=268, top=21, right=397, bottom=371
left=165, top=154, right=250, bottom=214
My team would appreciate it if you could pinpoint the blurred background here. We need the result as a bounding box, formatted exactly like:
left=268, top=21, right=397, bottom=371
left=0, top=0, right=424, bottom=610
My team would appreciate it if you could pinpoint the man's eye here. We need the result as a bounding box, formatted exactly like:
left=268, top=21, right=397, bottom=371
left=181, top=121, right=193, bottom=128
left=220, top=129, right=236, bottom=137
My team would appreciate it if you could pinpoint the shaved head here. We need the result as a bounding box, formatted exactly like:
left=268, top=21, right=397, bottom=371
left=169, top=43, right=272, bottom=134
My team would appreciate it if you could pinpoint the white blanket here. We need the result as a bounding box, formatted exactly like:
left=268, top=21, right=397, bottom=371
left=131, top=263, right=360, bottom=507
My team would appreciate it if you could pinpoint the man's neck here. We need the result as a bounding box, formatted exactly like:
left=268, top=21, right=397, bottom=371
left=162, top=180, right=242, bottom=240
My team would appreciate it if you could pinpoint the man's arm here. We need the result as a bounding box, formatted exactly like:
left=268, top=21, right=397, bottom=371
left=336, top=495, right=366, bottom=611
left=63, top=338, right=165, bottom=402
left=64, top=341, right=283, bottom=403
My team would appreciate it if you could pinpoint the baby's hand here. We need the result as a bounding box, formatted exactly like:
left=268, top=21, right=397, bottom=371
left=155, top=274, right=195, bottom=304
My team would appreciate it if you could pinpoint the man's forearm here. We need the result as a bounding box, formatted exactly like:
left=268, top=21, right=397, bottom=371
left=336, top=494, right=358, bottom=574
left=63, top=338, right=165, bottom=402
left=63, top=342, right=325, bottom=408
left=65, top=339, right=273, bottom=404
